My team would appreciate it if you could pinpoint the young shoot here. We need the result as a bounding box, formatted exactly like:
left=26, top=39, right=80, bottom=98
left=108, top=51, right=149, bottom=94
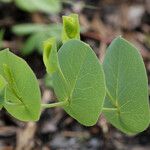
left=0, top=14, right=149, bottom=135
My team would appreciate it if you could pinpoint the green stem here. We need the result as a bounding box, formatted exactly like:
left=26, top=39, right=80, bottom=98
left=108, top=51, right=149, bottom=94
left=102, top=107, right=117, bottom=112
left=41, top=100, right=69, bottom=109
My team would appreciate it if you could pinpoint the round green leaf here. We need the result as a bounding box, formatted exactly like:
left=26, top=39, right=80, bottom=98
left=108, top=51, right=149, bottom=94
left=52, top=40, right=106, bottom=126
left=0, top=49, right=41, bottom=121
left=103, top=37, right=150, bottom=134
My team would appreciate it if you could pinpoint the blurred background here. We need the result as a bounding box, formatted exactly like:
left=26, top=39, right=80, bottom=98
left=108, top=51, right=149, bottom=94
left=0, top=0, right=150, bottom=149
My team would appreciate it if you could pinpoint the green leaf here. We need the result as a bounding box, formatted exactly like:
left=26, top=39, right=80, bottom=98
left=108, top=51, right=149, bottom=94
left=12, top=24, right=62, bottom=55
left=22, top=32, right=53, bottom=55
left=12, top=23, right=62, bottom=39
left=62, top=14, right=80, bottom=43
left=33, top=0, right=61, bottom=14
left=103, top=37, right=150, bottom=134
left=12, top=24, right=48, bottom=35
left=0, top=75, right=6, bottom=92
left=52, top=40, right=106, bottom=126
left=0, top=49, right=41, bottom=121
left=14, top=0, right=61, bottom=14
left=21, top=33, right=39, bottom=55
left=0, top=74, right=7, bottom=109
left=15, top=0, right=37, bottom=12
left=43, top=38, right=59, bottom=75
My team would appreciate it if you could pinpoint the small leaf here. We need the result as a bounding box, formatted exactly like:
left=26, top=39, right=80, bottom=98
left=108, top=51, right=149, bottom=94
left=52, top=40, right=106, bottom=126
left=103, top=37, right=150, bottom=134
left=0, top=49, right=41, bottom=121
left=43, top=38, right=59, bottom=75
left=62, top=14, right=80, bottom=43
left=12, top=24, right=48, bottom=35
left=12, top=23, right=62, bottom=36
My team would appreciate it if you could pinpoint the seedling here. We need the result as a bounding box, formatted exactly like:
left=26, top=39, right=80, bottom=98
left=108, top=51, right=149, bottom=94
left=0, top=14, right=149, bottom=135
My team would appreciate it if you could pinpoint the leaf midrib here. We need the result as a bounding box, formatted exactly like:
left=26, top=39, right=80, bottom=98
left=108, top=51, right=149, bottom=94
left=4, top=51, right=34, bottom=117
left=69, top=51, right=88, bottom=102
left=106, top=46, right=122, bottom=108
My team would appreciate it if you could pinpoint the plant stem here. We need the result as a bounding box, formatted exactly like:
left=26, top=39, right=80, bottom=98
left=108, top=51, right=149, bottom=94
left=102, top=107, right=117, bottom=112
left=41, top=100, right=69, bottom=109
